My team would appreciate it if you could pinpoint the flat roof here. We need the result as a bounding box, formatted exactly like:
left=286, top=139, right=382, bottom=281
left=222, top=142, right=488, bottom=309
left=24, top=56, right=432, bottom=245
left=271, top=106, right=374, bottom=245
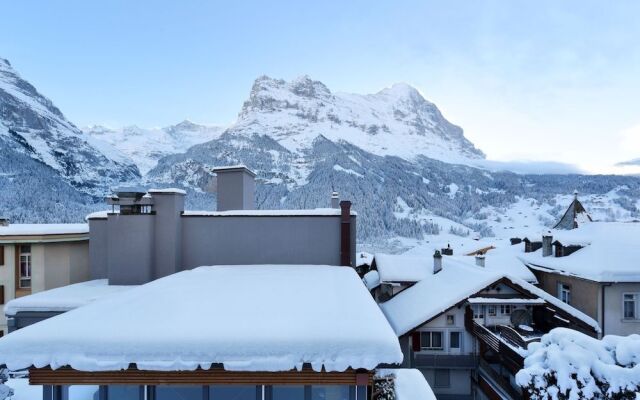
left=0, top=265, right=402, bottom=372
left=4, top=280, right=135, bottom=316
left=0, top=224, right=89, bottom=243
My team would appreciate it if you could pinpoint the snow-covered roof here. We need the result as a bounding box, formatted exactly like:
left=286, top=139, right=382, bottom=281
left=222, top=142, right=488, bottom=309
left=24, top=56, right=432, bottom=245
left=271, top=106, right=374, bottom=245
left=376, top=369, right=437, bottom=400
left=373, top=253, right=430, bottom=283
left=4, top=280, right=134, bottom=316
left=0, top=224, right=88, bottom=238
left=147, top=188, right=187, bottom=195
left=85, top=211, right=112, bottom=220
left=363, top=270, right=381, bottom=290
left=379, top=258, right=600, bottom=336
left=520, top=222, right=640, bottom=282
left=401, top=237, right=538, bottom=283
left=0, top=265, right=402, bottom=372
left=183, top=208, right=356, bottom=217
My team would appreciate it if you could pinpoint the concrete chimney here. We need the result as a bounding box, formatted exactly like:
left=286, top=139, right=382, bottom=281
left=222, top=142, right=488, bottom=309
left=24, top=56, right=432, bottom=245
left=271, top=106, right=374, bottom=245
left=331, top=191, right=340, bottom=209
left=212, top=165, right=256, bottom=211
left=0, top=217, right=9, bottom=227
left=433, top=250, right=443, bottom=274
left=475, top=254, right=486, bottom=268
left=542, top=234, right=553, bottom=257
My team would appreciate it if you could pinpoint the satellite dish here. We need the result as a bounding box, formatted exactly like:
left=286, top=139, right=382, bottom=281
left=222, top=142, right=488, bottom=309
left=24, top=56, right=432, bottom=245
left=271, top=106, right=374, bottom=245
left=511, top=309, right=532, bottom=327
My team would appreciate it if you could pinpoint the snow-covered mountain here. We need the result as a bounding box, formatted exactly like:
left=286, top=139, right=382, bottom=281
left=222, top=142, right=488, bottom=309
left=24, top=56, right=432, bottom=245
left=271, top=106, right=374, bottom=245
left=0, top=57, right=139, bottom=191
left=235, top=75, right=484, bottom=163
left=83, top=121, right=224, bottom=174
left=147, top=76, right=640, bottom=244
left=2, top=66, right=639, bottom=246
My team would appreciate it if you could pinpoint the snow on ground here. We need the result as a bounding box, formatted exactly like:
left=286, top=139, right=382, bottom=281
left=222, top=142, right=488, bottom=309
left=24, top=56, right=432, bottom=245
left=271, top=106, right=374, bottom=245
left=0, top=265, right=402, bottom=372
left=377, top=369, right=437, bottom=400
left=516, top=328, right=640, bottom=399
left=4, top=280, right=134, bottom=316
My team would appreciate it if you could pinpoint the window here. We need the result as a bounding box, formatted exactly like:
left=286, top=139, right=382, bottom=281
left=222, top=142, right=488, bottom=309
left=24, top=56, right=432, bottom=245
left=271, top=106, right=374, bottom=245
left=107, top=385, right=143, bottom=400
left=420, top=331, right=443, bottom=350
left=624, top=293, right=639, bottom=320
left=446, top=314, right=455, bottom=325
left=0, top=245, right=4, bottom=265
left=450, top=332, right=461, bottom=349
left=500, top=305, right=512, bottom=315
left=311, top=385, right=351, bottom=400
left=272, top=385, right=305, bottom=400
left=19, top=245, right=32, bottom=289
left=487, top=305, right=497, bottom=316
left=157, top=385, right=203, bottom=400
left=210, top=385, right=259, bottom=400
left=68, top=386, right=99, bottom=400
left=558, top=283, right=571, bottom=304
left=472, top=305, right=484, bottom=319
left=433, top=369, right=450, bottom=388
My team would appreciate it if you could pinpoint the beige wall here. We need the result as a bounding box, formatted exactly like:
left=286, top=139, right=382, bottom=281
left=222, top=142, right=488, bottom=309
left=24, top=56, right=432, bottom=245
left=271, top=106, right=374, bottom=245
left=603, top=283, right=640, bottom=336
left=533, top=270, right=602, bottom=323
left=0, top=240, right=89, bottom=335
left=0, top=245, right=16, bottom=336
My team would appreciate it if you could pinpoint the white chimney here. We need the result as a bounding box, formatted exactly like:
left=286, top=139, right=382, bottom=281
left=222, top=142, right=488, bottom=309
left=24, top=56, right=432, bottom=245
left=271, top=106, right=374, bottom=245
left=475, top=254, right=486, bottom=268
left=433, top=250, right=443, bottom=274
left=331, top=191, right=340, bottom=209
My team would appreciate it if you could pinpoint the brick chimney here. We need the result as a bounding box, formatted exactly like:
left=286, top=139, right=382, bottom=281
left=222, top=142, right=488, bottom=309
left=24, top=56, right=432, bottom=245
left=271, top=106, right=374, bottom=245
left=212, top=165, right=256, bottom=211
left=433, top=250, right=443, bottom=274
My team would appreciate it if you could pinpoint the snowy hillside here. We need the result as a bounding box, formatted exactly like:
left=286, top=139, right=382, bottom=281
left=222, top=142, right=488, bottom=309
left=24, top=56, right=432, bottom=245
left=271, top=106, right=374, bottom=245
left=83, top=121, right=224, bottom=174
left=0, top=57, right=139, bottom=191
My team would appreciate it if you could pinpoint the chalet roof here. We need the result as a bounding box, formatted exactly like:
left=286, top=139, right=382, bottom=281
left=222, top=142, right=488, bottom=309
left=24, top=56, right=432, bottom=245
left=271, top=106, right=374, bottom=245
left=0, top=265, right=402, bottom=372
left=379, top=257, right=599, bottom=336
left=554, top=193, right=592, bottom=230
left=520, top=222, right=640, bottom=282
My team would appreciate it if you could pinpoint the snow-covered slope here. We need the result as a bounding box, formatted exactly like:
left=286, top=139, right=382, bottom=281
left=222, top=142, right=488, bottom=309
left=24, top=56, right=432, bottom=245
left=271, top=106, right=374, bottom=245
left=0, top=57, right=139, bottom=191
left=234, top=75, right=484, bottom=164
left=83, top=121, right=224, bottom=174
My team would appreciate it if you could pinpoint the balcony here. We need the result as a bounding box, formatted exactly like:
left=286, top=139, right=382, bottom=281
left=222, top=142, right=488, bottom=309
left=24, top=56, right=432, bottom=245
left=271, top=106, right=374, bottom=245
left=414, top=354, right=477, bottom=369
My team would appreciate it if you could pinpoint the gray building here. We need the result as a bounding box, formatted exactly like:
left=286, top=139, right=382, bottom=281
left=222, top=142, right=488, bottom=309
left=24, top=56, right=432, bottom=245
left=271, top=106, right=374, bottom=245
left=88, top=166, right=357, bottom=285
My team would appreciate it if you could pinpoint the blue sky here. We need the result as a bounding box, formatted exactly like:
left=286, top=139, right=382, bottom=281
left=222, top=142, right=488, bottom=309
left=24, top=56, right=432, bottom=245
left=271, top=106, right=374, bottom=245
left=2, top=1, right=639, bottom=173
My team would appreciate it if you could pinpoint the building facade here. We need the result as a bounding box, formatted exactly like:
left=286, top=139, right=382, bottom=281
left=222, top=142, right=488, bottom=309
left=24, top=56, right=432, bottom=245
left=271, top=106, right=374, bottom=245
left=0, top=223, right=89, bottom=336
